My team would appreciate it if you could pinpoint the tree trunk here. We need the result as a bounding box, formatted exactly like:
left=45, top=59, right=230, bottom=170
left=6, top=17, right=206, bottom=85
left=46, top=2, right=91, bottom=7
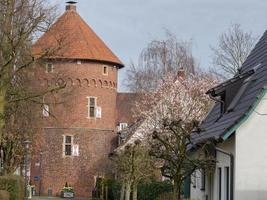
left=125, top=182, right=131, bottom=200
left=132, top=184, right=138, bottom=200
left=173, top=179, right=182, bottom=200
left=120, top=182, right=125, bottom=200
left=173, top=181, right=179, bottom=200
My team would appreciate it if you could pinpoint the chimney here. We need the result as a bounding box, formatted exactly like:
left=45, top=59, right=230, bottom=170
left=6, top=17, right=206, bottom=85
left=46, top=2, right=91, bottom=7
left=66, top=1, right=77, bottom=11
left=177, top=67, right=186, bottom=80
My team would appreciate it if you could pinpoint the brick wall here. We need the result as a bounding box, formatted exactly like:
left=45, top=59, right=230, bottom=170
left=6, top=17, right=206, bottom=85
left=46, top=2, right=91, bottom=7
left=31, top=60, right=119, bottom=197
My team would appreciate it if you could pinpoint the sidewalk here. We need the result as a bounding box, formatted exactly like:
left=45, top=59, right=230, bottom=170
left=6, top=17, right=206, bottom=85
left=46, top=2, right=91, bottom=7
left=32, top=196, right=89, bottom=200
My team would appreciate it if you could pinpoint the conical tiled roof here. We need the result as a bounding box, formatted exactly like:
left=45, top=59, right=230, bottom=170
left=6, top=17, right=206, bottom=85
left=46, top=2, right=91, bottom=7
left=33, top=5, right=124, bottom=68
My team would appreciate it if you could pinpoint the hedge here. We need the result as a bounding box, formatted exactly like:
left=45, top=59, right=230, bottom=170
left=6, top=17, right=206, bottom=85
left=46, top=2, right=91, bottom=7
left=0, top=176, right=24, bottom=200
left=94, top=178, right=173, bottom=200
left=137, top=180, right=173, bottom=200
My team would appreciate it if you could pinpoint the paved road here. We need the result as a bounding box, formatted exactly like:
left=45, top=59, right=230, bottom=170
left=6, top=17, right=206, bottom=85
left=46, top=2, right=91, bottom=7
left=32, top=197, right=61, bottom=200
left=32, top=197, right=89, bottom=200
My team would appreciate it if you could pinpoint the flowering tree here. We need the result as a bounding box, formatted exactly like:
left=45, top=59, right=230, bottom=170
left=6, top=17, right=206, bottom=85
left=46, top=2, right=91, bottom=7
left=132, top=73, right=217, bottom=200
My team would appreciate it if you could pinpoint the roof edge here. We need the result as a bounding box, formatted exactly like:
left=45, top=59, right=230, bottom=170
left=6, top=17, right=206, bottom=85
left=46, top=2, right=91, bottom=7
left=206, top=69, right=255, bottom=96
left=222, top=87, right=267, bottom=140
left=37, top=57, right=124, bottom=69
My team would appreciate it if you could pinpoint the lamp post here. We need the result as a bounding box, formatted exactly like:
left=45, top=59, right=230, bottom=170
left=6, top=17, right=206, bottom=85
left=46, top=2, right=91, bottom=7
left=23, top=140, right=31, bottom=200
left=39, top=151, right=43, bottom=196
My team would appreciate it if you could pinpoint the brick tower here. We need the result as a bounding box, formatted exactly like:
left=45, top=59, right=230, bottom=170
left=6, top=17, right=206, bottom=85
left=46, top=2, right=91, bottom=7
left=31, top=1, right=124, bottom=197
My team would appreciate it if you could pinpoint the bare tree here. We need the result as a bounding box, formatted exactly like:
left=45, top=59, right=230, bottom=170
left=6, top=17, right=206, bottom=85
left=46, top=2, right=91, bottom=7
left=0, top=0, right=59, bottom=174
left=211, top=24, right=257, bottom=79
left=125, top=31, right=196, bottom=92
left=113, top=141, right=155, bottom=200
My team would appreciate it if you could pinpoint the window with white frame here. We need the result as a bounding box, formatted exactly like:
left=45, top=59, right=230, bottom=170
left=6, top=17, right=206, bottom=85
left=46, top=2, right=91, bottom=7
left=63, top=135, right=73, bottom=156
left=118, top=123, right=128, bottom=131
left=224, top=167, right=230, bottom=200
left=43, top=104, right=49, bottom=117
left=87, top=97, right=96, bottom=118
left=200, top=169, right=205, bottom=190
left=192, top=171, right=196, bottom=188
left=46, top=63, right=54, bottom=73
left=218, top=167, right=222, bottom=200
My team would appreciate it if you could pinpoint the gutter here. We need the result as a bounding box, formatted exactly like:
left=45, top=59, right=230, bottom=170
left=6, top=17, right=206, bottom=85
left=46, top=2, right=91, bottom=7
left=216, top=148, right=234, bottom=200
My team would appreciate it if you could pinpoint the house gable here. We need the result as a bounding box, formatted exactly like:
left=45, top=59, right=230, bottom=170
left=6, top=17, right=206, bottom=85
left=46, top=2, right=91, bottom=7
left=192, top=30, right=267, bottom=144
left=234, top=92, right=267, bottom=199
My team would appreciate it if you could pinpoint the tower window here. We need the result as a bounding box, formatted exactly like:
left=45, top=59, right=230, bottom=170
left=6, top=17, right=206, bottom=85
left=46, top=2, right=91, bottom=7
left=118, top=123, right=128, bottom=131
left=87, top=97, right=97, bottom=118
left=103, top=66, right=108, bottom=75
left=46, top=63, right=54, bottom=73
left=63, top=135, right=73, bottom=156
left=43, top=104, right=49, bottom=117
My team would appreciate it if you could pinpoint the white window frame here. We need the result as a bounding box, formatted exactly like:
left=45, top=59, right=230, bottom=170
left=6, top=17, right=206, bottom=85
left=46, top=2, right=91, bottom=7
left=46, top=63, right=54, bottom=73
left=87, top=96, right=97, bottom=118
left=63, top=135, right=73, bottom=157
left=43, top=104, right=49, bottom=117
left=103, top=65, right=108, bottom=75
left=118, top=123, right=128, bottom=131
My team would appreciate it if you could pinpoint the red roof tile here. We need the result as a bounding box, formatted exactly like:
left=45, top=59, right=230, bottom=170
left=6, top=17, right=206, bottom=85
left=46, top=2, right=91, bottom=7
left=33, top=7, right=124, bottom=68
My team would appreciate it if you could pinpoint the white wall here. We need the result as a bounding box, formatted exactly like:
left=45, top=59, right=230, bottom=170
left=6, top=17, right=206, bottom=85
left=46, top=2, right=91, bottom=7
left=235, top=93, right=267, bottom=200
left=190, top=136, right=235, bottom=200
left=190, top=169, right=206, bottom=200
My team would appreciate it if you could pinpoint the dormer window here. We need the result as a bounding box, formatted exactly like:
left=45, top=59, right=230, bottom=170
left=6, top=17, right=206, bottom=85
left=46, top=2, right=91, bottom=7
left=207, top=69, right=255, bottom=114
left=46, top=63, right=54, bottom=73
left=103, top=66, right=108, bottom=75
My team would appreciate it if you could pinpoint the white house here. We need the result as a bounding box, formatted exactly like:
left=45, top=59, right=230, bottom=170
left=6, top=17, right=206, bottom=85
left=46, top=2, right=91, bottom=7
left=190, top=30, right=267, bottom=200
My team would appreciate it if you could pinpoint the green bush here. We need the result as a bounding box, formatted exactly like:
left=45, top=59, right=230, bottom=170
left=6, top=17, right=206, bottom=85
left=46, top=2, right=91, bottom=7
left=0, top=176, right=24, bottom=200
left=94, top=178, right=173, bottom=200
left=137, top=180, right=173, bottom=200
left=93, top=178, right=121, bottom=200
left=0, top=190, right=10, bottom=200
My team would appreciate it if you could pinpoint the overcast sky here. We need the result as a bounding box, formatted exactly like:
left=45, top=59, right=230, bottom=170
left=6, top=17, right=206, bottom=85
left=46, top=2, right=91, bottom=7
left=52, top=0, right=267, bottom=91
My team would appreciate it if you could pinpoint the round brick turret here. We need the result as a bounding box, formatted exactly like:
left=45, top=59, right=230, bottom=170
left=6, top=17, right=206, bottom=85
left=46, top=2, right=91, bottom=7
left=31, top=2, right=124, bottom=197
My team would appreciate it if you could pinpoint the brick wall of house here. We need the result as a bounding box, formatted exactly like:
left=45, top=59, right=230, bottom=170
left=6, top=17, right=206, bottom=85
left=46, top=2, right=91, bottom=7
left=30, top=60, right=119, bottom=197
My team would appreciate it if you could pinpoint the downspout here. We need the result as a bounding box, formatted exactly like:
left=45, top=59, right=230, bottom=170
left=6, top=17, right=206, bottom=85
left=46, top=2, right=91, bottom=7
left=216, top=147, right=234, bottom=200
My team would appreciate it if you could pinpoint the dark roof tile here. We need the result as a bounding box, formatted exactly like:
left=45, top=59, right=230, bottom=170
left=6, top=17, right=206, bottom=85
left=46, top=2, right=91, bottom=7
left=194, top=30, right=267, bottom=142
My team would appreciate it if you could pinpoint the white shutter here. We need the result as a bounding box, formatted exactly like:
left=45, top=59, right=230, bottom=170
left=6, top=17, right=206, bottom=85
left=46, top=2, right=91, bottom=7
left=43, top=104, right=49, bottom=117
left=72, top=145, right=79, bottom=156
left=96, top=106, right=102, bottom=118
